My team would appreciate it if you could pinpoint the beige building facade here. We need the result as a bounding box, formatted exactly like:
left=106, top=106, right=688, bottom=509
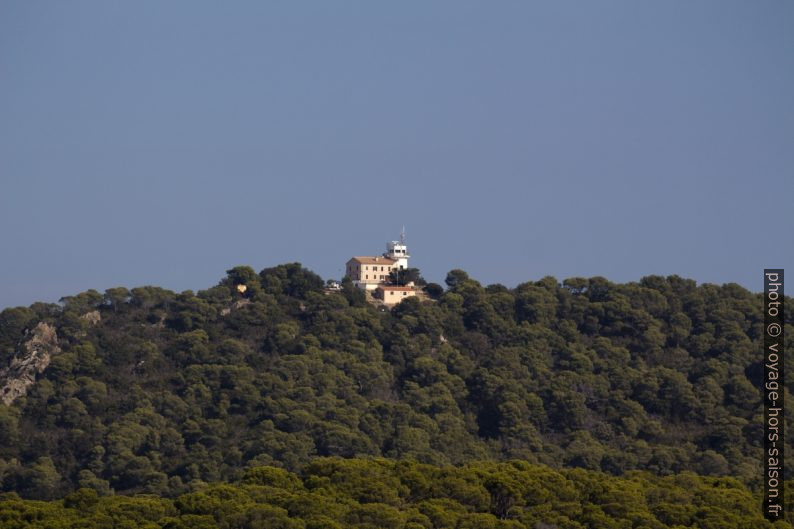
left=346, top=256, right=397, bottom=290
left=376, top=285, right=416, bottom=306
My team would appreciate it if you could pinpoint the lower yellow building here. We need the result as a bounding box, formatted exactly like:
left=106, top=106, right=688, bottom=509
left=375, top=285, right=416, bottom=306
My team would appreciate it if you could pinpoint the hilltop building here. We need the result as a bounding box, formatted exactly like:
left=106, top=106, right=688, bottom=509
left=345, top=255, right=397, bottom=291
left=345, top=230, right=413, bottom=298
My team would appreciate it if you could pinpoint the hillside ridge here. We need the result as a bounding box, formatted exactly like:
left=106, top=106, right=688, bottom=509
left=0, top=263, right=790, bottom=501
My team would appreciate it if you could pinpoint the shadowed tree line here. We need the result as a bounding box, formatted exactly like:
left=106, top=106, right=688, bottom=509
left=1, top=458, right=791, bottom=528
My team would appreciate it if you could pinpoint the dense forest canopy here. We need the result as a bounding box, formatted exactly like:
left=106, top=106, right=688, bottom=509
left=1, top=458, right=788, bottom=529
left=0, top=263, right=791, bottom=526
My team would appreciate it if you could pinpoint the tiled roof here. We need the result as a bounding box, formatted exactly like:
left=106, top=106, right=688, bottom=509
left=377, top=285, right=414, bottom=291
left=348, top=256, right=396, bottom=265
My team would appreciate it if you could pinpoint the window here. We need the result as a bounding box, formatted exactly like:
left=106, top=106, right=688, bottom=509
left=403, top=292, right=407, bottom=296
left=390, top=291, right=394, bottom=296
left=365, top=275, right=368, bottom=279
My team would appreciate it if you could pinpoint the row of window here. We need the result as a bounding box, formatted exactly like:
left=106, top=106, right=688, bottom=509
left=348, top=265, right=391, bottom=272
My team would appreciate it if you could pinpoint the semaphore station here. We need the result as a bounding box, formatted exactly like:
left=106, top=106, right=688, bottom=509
left=345, top=231, right=418, bottom=306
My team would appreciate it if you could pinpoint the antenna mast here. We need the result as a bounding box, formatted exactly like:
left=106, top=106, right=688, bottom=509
left=400, top=226, right=406, bottom=245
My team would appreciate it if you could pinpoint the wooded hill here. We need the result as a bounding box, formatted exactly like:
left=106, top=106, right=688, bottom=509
left=0, top=264, right=790, bottom=508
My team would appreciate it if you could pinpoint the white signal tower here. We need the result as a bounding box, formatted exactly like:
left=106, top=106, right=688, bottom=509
left=385, top=227, right=410, bottom=270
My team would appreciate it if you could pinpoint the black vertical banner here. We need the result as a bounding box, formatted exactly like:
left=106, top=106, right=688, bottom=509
left=764, top=269, right=784, bottom=521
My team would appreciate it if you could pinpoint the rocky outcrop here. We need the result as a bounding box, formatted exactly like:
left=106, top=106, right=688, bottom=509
left=80, top=310, right=101, bottom=326
left=0, top=322, right=61, bottom=405
left=220, top=298, right=251, bottom=316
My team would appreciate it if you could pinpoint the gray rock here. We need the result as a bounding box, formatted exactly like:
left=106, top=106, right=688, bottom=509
left=0, top=322, right=61, bottom=405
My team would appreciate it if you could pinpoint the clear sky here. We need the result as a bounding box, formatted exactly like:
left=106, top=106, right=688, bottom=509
left=1, top=1, right=792, bottom=309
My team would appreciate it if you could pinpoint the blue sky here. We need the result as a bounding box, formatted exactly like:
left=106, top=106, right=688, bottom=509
left=1, top=1, right=792, bottom=308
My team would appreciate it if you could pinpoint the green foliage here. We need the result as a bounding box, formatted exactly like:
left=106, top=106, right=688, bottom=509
left=423, top=283, right=444, bottom=300
left=0, top=263, right=789, bottom=524
left=389, top=268, right=427, bottom=287
left=0, top=459, right=788, bottom=528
